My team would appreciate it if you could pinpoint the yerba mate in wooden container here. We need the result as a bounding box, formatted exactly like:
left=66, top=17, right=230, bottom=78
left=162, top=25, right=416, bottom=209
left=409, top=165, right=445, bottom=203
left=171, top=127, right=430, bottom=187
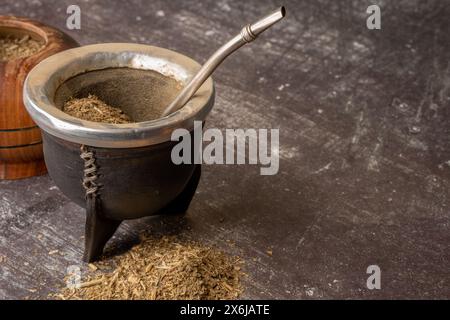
left=0, top=16, right=78, bottom=179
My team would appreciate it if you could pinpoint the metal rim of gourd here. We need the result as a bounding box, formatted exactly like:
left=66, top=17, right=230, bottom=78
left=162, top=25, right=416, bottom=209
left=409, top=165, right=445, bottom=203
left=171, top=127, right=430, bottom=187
left=23, top=43, right=215, bottom=148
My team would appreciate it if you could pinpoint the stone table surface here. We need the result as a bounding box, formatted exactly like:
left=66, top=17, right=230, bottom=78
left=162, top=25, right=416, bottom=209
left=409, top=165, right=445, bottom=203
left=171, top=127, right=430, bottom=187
left=1, top=0, right=449, bottom=299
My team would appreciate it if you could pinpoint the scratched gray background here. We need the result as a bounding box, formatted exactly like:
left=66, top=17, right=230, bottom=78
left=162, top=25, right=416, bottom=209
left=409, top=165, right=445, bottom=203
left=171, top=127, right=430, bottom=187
left=1, top=0, right=449, bottom=299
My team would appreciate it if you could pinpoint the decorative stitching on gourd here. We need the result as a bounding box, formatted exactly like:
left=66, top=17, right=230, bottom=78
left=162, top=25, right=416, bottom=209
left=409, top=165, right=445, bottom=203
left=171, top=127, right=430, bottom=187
left=80, top=145, right=98, bottom=197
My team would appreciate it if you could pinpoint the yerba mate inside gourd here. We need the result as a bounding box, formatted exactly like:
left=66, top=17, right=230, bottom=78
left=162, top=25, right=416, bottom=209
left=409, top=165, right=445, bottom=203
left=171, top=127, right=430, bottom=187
left=55, top=67, right=183, bottom=123
left=63, top=94, right=132, bottom=124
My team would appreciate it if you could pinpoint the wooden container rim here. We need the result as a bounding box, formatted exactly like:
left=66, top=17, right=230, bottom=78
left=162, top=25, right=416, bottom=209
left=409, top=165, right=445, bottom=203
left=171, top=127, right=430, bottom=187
left=0, top=15, right=71, bottom=64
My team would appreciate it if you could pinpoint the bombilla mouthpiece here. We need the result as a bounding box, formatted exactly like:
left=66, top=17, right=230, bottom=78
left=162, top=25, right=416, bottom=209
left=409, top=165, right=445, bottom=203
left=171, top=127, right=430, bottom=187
left=162, top=6, right=286, bottom=117
left=240, top=7, right=286, bottom=43
left=248, top=6, right=286, bottom=39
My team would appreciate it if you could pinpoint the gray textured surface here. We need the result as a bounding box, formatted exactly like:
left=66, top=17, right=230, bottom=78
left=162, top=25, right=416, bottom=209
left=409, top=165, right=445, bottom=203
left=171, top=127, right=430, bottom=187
left=1, top=0, right=450, bottom=299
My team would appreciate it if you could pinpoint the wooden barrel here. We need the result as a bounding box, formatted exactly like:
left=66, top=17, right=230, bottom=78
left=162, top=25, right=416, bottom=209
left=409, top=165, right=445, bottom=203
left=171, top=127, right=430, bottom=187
left=0, top=16, right=78, bottom=179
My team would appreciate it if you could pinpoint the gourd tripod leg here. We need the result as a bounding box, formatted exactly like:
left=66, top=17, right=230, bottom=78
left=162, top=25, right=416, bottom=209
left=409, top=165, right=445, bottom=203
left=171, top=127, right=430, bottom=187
left=83, top=196, right=121, bottom=263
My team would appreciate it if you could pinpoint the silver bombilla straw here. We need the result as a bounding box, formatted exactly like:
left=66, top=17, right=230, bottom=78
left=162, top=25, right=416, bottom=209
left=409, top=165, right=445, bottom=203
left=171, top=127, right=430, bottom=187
left=161, top=6, right=286, bottom=117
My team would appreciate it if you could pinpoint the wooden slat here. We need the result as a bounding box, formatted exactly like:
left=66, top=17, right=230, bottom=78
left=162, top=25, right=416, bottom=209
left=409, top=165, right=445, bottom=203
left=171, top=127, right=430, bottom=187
left=0, top=126, right=41, bottom=147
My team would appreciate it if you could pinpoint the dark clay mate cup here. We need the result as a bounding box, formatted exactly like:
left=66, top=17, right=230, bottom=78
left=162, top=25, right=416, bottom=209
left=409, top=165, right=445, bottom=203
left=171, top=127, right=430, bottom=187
left=23, top=44, right=215, bottom=262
